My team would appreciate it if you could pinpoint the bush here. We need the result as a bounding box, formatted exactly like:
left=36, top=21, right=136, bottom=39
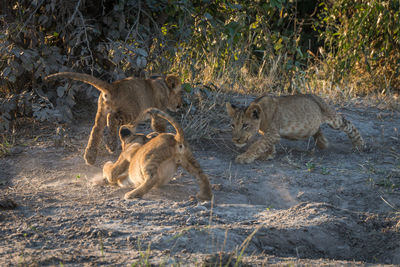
left=316, top=0, right=400, bottom=94
left=0, top=0, right=175, bottom=128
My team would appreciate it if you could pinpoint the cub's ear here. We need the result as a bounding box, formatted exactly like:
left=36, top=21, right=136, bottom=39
left=165, top=74, right=181, bottom=92
left=226, top=102, right=237, bottom=117
left=247, top=104, right=262, bottom=120
left=119, top=125, right=135, bottom=140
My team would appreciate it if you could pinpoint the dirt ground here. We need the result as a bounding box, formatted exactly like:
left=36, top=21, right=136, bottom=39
left=1, top=97, right=400, bottom=266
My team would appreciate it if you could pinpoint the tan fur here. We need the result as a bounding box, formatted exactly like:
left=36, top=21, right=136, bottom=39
left=226, top=94, right=365, bottom=164
left=103, top=108, right=213, bottom=201
left=45, top=72, right=182, bottom=165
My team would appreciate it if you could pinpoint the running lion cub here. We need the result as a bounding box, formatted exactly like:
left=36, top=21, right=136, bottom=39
left=103, top=108, right=213, bottom=200
left=45, top=72, right=182, bottom=165
left=226, top=94, right=365, bottom=164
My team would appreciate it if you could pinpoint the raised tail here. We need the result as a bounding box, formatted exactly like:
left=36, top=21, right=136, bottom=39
left=137, top=108, right=184, bottom=144
left=45, top=72, right=112, bottom=95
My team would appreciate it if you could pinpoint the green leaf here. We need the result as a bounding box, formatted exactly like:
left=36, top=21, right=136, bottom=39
left=161, top=26, right=167, bottom=36
left=182, top=83, right=192, bottom=93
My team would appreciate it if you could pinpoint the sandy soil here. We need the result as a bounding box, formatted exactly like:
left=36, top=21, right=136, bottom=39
left=1, top=99, right=399, bottom=266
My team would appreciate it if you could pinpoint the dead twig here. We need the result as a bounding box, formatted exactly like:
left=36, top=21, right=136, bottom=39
left=78, top=10, right=95, bottom=74
left=380, top=195, right=398, bottom=211
left=65, top=0, right=82, bottom=27
left=125, top=0, right=141, bottom=43
left=16, top=0, right=45, bottom=39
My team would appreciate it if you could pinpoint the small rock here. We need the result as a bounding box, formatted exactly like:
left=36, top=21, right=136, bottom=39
left=186, top=216, right=196, bottom=225
left=165, top=258, right=177, bottom=265
left=263, top=246, right=274, bottom=252
left=195, top=204, right=208, bottom=211
left=199, top=210, right=210, bottom=216
left=0, top=198, right=17, bottom=210
left=199, top=201, right=212, bottom=209
left=197, top=218, right=208, bottom=225
left=9, top=146, right=24, bottom=155
left=127, top=236, right=136, bottom=243
left=212, top=184, right=222, bottom=191
left=297, top=191, right=305, bottom=199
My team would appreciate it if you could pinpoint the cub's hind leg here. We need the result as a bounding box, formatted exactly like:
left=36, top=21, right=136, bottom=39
left=181, top=150, right=212, bottom=201
left=105, top=112, right=120, bottom=153
left=103, top=156, right=130, bottom=185
left=85, top=97, right=107, bottom=165
left=124, top=164, right=159, bottom=200
left=326, top=114, right=365, bottom=150
left=313, top=128, right=329, bottom=149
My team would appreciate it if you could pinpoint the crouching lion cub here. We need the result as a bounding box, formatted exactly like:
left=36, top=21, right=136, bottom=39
left=226, top=94, right=365, bottom=164
left=45, top=72, right=182, bottom=165
left=103, top=108, right=213, bottom=201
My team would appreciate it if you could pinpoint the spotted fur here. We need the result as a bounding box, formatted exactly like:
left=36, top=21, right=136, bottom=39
left=226, top=94, right=365, bottom=164
left=45, top=72, right=182, bottom=165
left=102, top=108, right=212, bottom=200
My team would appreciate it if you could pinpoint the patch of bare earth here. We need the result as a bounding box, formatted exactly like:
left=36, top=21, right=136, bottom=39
left=1, top=99, right=399, bottom=266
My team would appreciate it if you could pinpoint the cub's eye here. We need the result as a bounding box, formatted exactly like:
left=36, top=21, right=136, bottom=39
left=243, top=123, right=249, bottom=129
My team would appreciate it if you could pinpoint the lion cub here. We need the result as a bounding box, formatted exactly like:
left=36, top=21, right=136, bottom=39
left=226, top=94, right=365, bottom=164
left=45, top=72, right=182, bottom=165
left=103, top=108, right=213, bottom=200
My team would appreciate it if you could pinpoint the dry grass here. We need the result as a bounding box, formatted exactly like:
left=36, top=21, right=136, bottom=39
left=176, top=51, right=400, bottom=142
left=179, top=84, right=232, bottom=141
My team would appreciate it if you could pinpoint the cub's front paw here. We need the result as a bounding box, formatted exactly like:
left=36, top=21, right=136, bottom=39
left=259, top=151, right=275, bottom=161
left=235, top=153, right=255, bottom=164
left=196, top=190, right=213, bottom=201
left=105, top=135, right=117, bottom=154
left=84, top=148, right=97, bottom=165
left=103, top=161, right=115, bottom=184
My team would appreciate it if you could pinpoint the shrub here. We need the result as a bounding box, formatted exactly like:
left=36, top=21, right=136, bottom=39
left=316, top=0, right=400, bottom=94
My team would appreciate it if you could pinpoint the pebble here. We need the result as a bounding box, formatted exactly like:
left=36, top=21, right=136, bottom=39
left=127, top=235, right=136, bottom=243
left=195, top=204, right=208, bottom=210
left=263, top=246, right=275, bottom=252
left=9, top=146, right=24, bottom=155
left=186, top=216, right=196, bottom=225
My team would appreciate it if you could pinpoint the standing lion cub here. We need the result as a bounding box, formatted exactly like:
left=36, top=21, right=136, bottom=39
left=103, top=108, right=213, bottom=201
left=226, top=94, right=365, bottom=164
left=45, top=72, right=182, bottom=165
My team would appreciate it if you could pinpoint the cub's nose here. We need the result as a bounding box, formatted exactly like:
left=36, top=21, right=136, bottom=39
left=233, top=137, right=240, bottom=143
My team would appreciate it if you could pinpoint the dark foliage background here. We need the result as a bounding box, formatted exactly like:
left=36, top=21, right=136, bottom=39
left=0, top=0, right=398, bottom=131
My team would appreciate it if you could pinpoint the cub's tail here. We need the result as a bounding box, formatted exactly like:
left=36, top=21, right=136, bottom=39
left=139, top=108, right=184, bottom=144
left=45, top=72, right=112, bottom=95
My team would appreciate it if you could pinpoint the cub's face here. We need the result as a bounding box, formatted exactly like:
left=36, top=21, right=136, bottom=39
left=165, top=75, right=183, bottom=112
left=119, top=125, right=157, bottom=151
left=226, top=102, right=262, bottom=147
left=167, top=89, right=182, bottom=112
